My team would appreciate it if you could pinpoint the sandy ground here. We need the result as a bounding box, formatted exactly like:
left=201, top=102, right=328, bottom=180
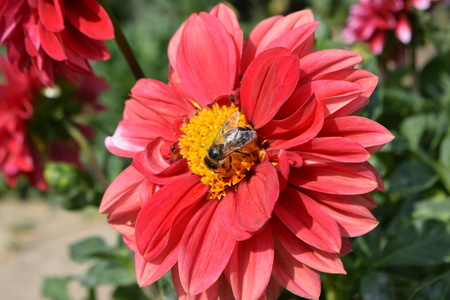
left=0, top=197, right=118, bottom=300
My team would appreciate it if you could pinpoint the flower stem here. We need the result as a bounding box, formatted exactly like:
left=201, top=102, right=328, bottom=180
left=64, top=121, right=109, bottom=190
left=98, top=0, right=145, bottom=80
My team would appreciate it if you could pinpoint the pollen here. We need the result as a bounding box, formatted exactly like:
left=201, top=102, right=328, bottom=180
left=179, top=104, right=260, bottom=199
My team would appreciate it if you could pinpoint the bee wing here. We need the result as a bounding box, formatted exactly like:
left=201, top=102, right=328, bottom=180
left=209, top=111, right=239, bottom=146
left=219, top=128, right=257, bottom=158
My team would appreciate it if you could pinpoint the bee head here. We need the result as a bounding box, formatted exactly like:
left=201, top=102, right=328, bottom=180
left=208, top=147, right=220, bottom=159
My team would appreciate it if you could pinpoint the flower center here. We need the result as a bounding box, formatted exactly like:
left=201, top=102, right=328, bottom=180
left=179, top=104, right=260, bottom=199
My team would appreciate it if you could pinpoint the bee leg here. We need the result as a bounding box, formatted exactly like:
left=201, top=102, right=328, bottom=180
left=227, top=156, right=233, bottom=172
left=235, top=150, right=251, bottom=156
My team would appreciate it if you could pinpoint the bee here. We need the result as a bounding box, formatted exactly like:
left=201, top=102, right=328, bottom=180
left=204, top=111, right=257, bottom=170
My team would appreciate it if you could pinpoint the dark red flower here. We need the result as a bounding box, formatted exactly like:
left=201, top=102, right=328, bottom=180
left=0, top=55, right=107, bottom=189
left=100, top=4, right=393, bottom=299
left=343, top=0, right=434, bottom=55
left=0, top=0, right=114, bottom=86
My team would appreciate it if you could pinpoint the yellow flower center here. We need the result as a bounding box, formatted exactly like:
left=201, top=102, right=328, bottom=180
left=179, top=104, right=261, bottom=199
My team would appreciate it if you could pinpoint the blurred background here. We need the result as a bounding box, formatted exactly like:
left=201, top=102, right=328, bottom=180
left=1, top=0, right=449, bottom=299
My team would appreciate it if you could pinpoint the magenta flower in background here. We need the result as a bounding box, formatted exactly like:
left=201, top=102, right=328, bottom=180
left=0, top=0, right=114, bottom=86
left=100, top=4, right=393, bottom=299
left=343, top=0, right=434, bottom=55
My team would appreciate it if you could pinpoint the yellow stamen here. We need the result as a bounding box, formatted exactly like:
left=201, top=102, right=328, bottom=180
left=179, top=104, right=260, bottom=199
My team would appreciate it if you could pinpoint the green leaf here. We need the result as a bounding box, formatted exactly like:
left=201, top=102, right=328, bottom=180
left=70, top=237, right=115, bottom=263
left=410, top=272, right=450, bottom=300
left=360, top=272, right=395, bottom=300
left=80, top=262, right=135, bottom=287
left=374, top=220, right=450, bottom=267
left=439, top=132, right=450, bottom=166
left=414, top=197, right=450, bottom=223
left=388, top=161, right=437, bottom=194
left=113, top=285, right=150, bottom=300
left=42, top=277, right=73, bottom=300
left=400, top=114, right=428, bottom=150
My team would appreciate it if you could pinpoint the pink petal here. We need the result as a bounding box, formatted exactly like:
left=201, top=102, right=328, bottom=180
left=135, top=175, right=208, bottom=260
left=39, top=0, right=65, bottom=32
left=319, top=116, right=394, bottom=153
left=177, top=12, right=236, bottom=107
left=135, top=233, right=178, bottom=287
left=226, top=225, right=274, bottom=300
left=395, top=14, right=412, bottom=44
left=209, top=3, right=243, bottom=82
left=274, top=188, right=342, bottom=253
left=178, top=200, right=236, bottom=295
left=261, top=22, right=318, bottom=58
left=132, top=138, right=189, bottom=185
left=130, top=78, right=193, bottom=120
left=105, top=119, right=176, bottom=157
left=240, top=48, right=300, bottom=128
left=265, top=277, right=282, bottom=300
left=289, top=162, right=379, bottom=195
left=272, top=216, right=346, bottom=274
left=369, top=31, right=385, bottom=55
left=305, top=191, right=378, bottom=237
left=340, top=237, right=353, bottom=255
left=412, top=0, right=431, bottom=10
left=311, top=80, right=363, bottom=118
left=168, top=21, right=185, bottom=73
left=272, top=238, right=321, bottom=299
left=38, top=21, right=67, bottom=61
left=65, top=0, right=114, bottom=40
left=99, top=165, right=144, bottom=215
left=297, top=50, right=362, bottom=86
left=219, top=192, right=252, bottom=241
left=172, top=264, right=219, bottom=299
left=241, top=16, right=281, bottom=73
left=235, top=162, right=279, bottom=232
left=292, top=137, right=370, bottom=163
left=316, top=69, right=378, bottom=118
left=267, top=96, right=324, bottom=150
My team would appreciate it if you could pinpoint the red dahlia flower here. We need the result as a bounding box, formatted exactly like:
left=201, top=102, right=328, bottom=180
left=0, top=55, right=107, bottom=190
left=100, top=4, right=393, bottom=299
left=0, top=56, right=46, bottom=189
left=343, top=0, right=434, bottom=55
left=0, top=0, right=114, bottom=86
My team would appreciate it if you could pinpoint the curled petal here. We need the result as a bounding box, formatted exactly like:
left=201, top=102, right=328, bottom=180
left=130, top=79, right=193, bottom=121
left=226, top=225, right=274, bottom=300
left=319, top=116, right=394, bottom=153
left=289, top=163, right=379, bottom=195
left=272, top=216, right=346, bottom=274
left=292, top=137, right=370, bottom=163
left=219, top=191, right=252, bottom=241
left=317, top=69, right=378, bottom=118
left=235, top=162, right=279, bottom=232
left=135, top=175, right=208, bottom=260
left=38, top=21, right=66, bottom=60
left=272, top=238, right=321, bottom=299
left=178, top=200, right=236, bottom=295
left=65, top=0, right=114, bottom=40
left=132, top=138, right=189, bottom=185
left=275, top=188, right=341, bottom=253
left=311, top=80, right=363, bottom=118
left=240, top=48, right=300, bottom=129
left=39, top=0, right=65, bottom=32
left=99, top=165, right=144, bottom=216
left=177, top=12, right=237, bottom=107
left=105, top=119, right=176, bottom=157
left=305, top=191, right=378, bottom=237
left=172, top=264, right=219, bottom=299
left=297, top=50, right=362, bottom=86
